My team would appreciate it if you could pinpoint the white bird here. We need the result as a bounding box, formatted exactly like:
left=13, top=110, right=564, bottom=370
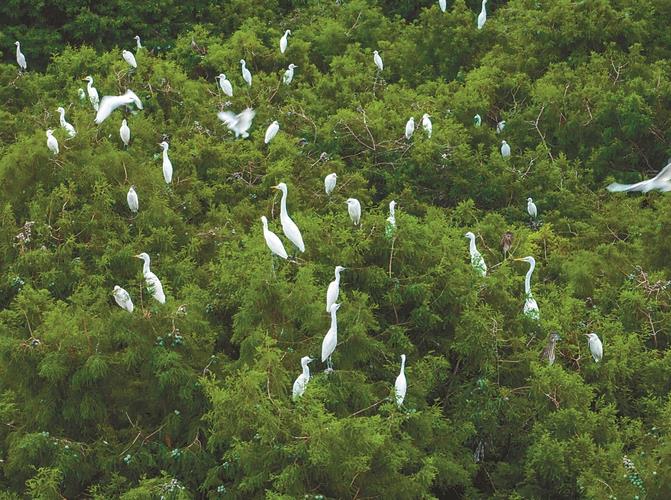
left=265, top=121, right=280, bottom=144
left=321, top=303, right=341, bottom=371
left=326, top=266, right=345, bottom=313
left=405, top=117, right=415, bottom=140
left=501, top=140, right=511, bottom=158
left=122, top=50, right=137, bottom=69
left=135, top=252, right=166, bottom=304
left=78, top=88, right=86, bottom=101
left=474, top=114, right=482, bottom=127
left=272, top=183, right=305, bottom=252
left=394, top=354, right=407, bottom=407
left=217, top=108, right=256, bottom=139
left=283, top=64, right=297, bottom=85
left=373, top=50, right=383, bottom=72
left=324, top=173, right=337, bottom=195
left=159, top=141, right=173, bottom=184
left=113, top=285, right=134, bottom=313
left=439, top=0, right=447, bottom=12
left=387, top=200, right=396, bottom=229
left=46, top=129, right=59, bottom=155
left=477, top=0, right=487, bottom=29
left=56, top=107, right=76, bottom=137
left=527, top=197, right=537, bottom=219
left=84, top=76, right=100, bottom=111
left=134, top=35, right=142, bottom=50
left=94, top=89, right=143, bottom=124
left=260, top=216, right=288, bottom=260
left=496, top=120, right=506, bottom=134
left=292, top=355, right=313, bottom=400
left=421, top=113, right=432, bottom=138
left=515, top=256, right=540, bottom=320
left=215, top=73, right=233, bottom=97
left=240, top=59, right=252, bottom=86
left=585, top=333, right=603, bottom=362
left=607, top=160, right=671, bottom=193
left=346, top=198, right=361, bottom=225
left=127, top=186, right=139, bottom=213
left=120, top=119, right=131, bottom=146
left=15, top=41, right=27, bottom=71
left=464, top=232, right=487, bottom=277
left=280, top=29, right=291, bottom=54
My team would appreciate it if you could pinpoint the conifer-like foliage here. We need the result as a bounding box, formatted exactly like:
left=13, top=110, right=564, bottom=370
left=1, top=0, right=671, bottom=497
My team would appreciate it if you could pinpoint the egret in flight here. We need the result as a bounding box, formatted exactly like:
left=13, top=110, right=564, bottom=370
left=346, top=198, right=361, bottom=225
left=46, top=130, right=59, bottom=155
left=527, top=198, right=537, bottom=219
left=405, top=117, right=415, bottom=140
left=272, top=182, right=305, bottom=252
left=585, top=333, right=603, bottom=362
left=464, top=232, right=487, bottom=276
left=56, top=107, right=76, bottom=137
left=607, top=160, right=671, bottom=192
left=514, top=256, right=539, bottom=320
left=261, top=216, right=288, bottom=260
left=501, top=140, right=511, bottom=158
left=240, top=59, right=252, bottom=86
left=477, top=0, right=487, bottom=29
left=83, top=76, right=100, bottom=111
left=541, top=333, right=560, bottom=365
left=159, top=141, right=173, bottom=184
left=395, top=354, right=407, bottom=407
left=215, top=74, right=233, bottom=97
left=326, top=266, right=345, bottom=313
left=15, top=41, right=27, bottom=71
left=217, top=108, right=255, bottom=138
left=134, top=35, right=142, bottom=50
left=280, top=29, right=291, bottom=54
left=421, top=113, right=432, bottom=138
left=292, top=356, right=313, bottom=400
left=283, top=64, right=297, bottom=85
left=324, top=173, right=337, bottom=195
left=321, top=303, right=341, bottom=372
left=439, top=0, right=447, bottom=12
left=135, top=252, right=166, bottom=304
left=127, top=186, right=139, bottom=213
left=265, top=121, right=280, bottom=144
left=120, top=119, right=131, bottom=146
left=473, top=114, right=482, bottom=127
left=113, top=286, right=134, bottom=313
left=95, top=90, right=143, bottom=124
left=122, top=49, right=137, bottom=69
left=373, top=50, right=383, bottom=71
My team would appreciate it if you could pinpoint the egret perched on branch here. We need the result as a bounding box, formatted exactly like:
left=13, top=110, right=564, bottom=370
left=122, top=50, right=137, bottom=68
left=272, top=182, right=305, bottom=252
left=373, top=50, right=384, bottom=72
left=514, top=256, right=539, bottom=320
left=56, top=107, right=76, bottom=137
left=215, top=73, right=233, bottom=97
left=439, top=0, right=447, bottom=12
left=159, top=141, right=173, bottom=184
left=541, top=333, right=560, bottom=365
left=83, top=76, right=100, bottom=111
left=386, top=200, right=397, bottom=238
left=585, top=333, right=603, bottom=362
left=95, top=90, right=143, bottom=124
left=464, top=232, right=487, bottom=276
left=324, top=173, right=337, bottom=195
left=217, top=108, right=255, bottom=138
left=421, top=113, right=432, bottom=138
left=496, top=120, right=506, bottom=134
left=134, top=35, right=142, bottom=50
left=46, top=130, right=59, bottom=155
left=321, top=303, right=341, bottom=372
left=346, top=198, right=361, bottom=225
left=240, top=59, right=252, bottom=86
left=326, top=266, right=345, bottom=313
left=473, top=114, right=482, bottom=127
left=283, top=64, right=297, bottom=85
left=395, top=354, right=407, bottom=407
left=135, top=252, right=166, bottom=304
left=120, top=119, right=131, bottom=146
left=405, top=117, right=415, bottom=140
left=127, top=186, right=139, bottom=213
left=261, top=216, right=288, bottom=260
left=607, top=160, right=671, bottom=193
left=15, top=41, right=27, bottom=71
left=501, top=140, right=511, bottom=158
left=113, top=285, right=134, bottom=313
left=527, top=198, right=537, bottom=219
left=477, top=0, right=487, bottom=29
left=280, top=29, right=291, bottom=54
left=265, top=121, right=280, bottom=144
left=292, top=356, right=313, bottom=400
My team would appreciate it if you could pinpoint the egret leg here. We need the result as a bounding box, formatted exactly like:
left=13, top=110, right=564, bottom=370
left=271, top=255, right=277, bottom=279
left=327, top=356, right=333, bottom=372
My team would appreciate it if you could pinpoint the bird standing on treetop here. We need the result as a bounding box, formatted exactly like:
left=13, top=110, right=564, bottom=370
left=607, top=160, right=671, bottom=193
left=465, top=232, right=487, bottom=276
left=514, top=256, right=539, bottom=320
left=324, top=173, right=337, bottom=195
left=501, top=140, right=511, bottom=157
left=113, top=286, right=134, bottom=313
left=477, top=0, right=487, bottom=29
left=421, top=113, right=432, bottom=138
left=265, top=121, right=280, bottom=144
left=283, top=64, right=297, bottom=85
left=217, top=108, right=255, bottom=139
left=500, top=231, right=513, bottom=258
left=292, top=356, right=313, bottom=400
left=541, top=333, right=560, bottom=365
left=395, top=354, right=407, bottom=407
left=159, top=141, right=173, bottom=184
left=94, top=90, right=143, bottom=124
left=321, top=303, right=341, bottom=372
left=527, top=198, right=538, bottom=219
left=346, top=198, right=361, bottom=225
left=326, top=266, right=345, bottom=313
left=127, top=186, right=139, bottom=213
left=585, top=333, right=603, bottom=362
left=240, top=59, right=252, bottom=86
left=215, top=74, right=233, bottom=97
left=405, top=117, right=415, bottom=139
left=135, top=252, right=166, bottom=304
left=84, top=76, right=100, bottom=111
left=56, top=107, right=76, bottom=137
left=120, top=119, right=131, bottom=146
left=46, top=130, right=59, bottom=155
left=272, top=183, right=305, bottom=253
left=122, top=49, right=137, bottom=68
left=280, top=29, right=291, bottom=54
left=15, top=41, right=27, bottom=71
left=373, top=50, right=384, bottom=71
left=261, top=216, right=288, bottom=260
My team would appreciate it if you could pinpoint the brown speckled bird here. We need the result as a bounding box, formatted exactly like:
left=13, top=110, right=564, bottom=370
left=500, top=231, right=513, bottom=258
left=541, top=333, right=561, bottom=365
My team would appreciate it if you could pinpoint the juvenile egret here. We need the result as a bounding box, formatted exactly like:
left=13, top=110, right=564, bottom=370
left=405, top=117, right=415, bottom=140
left=272, top=183, right=305, bottom=252
left=500, top=231, right=513, bottom=258
left=473, top=114, right=482, bottom=127
left=217, top=108, right=256, bottom=138
left=496, top=120, right=506, bottom=134
left=321, top=303, right=341, bottom=371
left=56, top=107, right=76, bottom=137
left=46, top=130, right=59, bottom=155
left=15, top=41, right=27, bottom=71
left=280, top=29, right=291, bottom=54
left=324, top=173, right=337, bottom=195
left=84, top=76, right=100, bottom=111
left=346, top=198, right=361, bottom=225
left=477, top=0, right=487, bottom=29
left=283, top=64, right=297, bottom=85
left=421, top=113, right=432, bottom=138
left=527, top=197, right=537, bottom=219
left=78, top=88, right=86, bottom=101
left=326, top=266, right=345, bottom=313
left=607, top=160, right=671, bottom=193
left=395, top=354, right=407, bottom=407
left=240, top=59, right=252, bottom=86
left=120, top=119, right=131, bottom=146
left=265, top=121, right=280, bottom=144
left=159, top=141, right=173, bottom=184
left=127, top=186, right=139, bottom=213
left=134, top=35, right=142, bottom=50
left=501, top=140, right=511, bottom=158
left=514, top=257, right=539, bottom=320
left=113, top=285, right=134, bottom=313
left=215, top=74, right=233, bottom=97
left=439, top=0, right=447, bottom=12
left=585, top=333, right=603, bottom=362
left=122, top=49, right=137, bottom=68
left=373, top=50, right=384, bottom=71
left=261, top=216, right=288, bottom=260
left=95, top=90, right=143, bottom=124
left=292, top=356, right=313, bottom=400
left=464, top=232, right=487, bottom=276
left=541, top=333, right=560, bottom=365
left=135, top=252, right=166, bottom=304
left=386, top=200, right=397, bottom=238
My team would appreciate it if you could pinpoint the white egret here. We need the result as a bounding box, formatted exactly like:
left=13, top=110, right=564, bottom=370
left=135, top=252, right=166, bottom=304
left=477, top=0, right=487, bottom=29
left=283, top=64, right=297, bottom=85
left=240, top=59, right=252, bottom=86
left=95, top=89, right=143, bottom=124
left=15, top=41, right=27, bottom=71
left=527, top=197, right=537, bottom=219
left=292, top=356, right=313, bottom=400
left=346, top=198, right=361, bottom=225
left=501, top=140, right=511, bottom=158
left=439, top=0, right=447, bottom=12
left=373, top=50, right=383, bottom=72
left=78, top=88, right=86, bottom=101
left=265, top=121, right=280, bottom=144
left=84, top=76, right=100, bottom=111
left=326, top=266, right=345, bottom=313
left=215, top=73, right=233, bottom=97
left=514, top=256, right=539, bottom=320
left=324, top=173, right=337, bottom=195
left=405, top=117, right=415, bottom=140
left=127, top=186, right=139, bottom=213
left=386, top=200, right=397, bottom=238
left=122, top=50, right=137, bottom=69
left=496, top=120, right=506, bottom=134
left=159, top=141, right=173, bottom=184
left=394, top=354, right=407, bottom=407
left=113, top=285, right=134, bottom=313
left=272, top=183, right=305, bottom=252
left=474, top=114, right=482, bottom=127
left=134, top=35, right=142, bottom=50
left=217, top=108, right=256, bottom=139
left=260, top=216, right=288, bottom=260
left=585, top=333, right=603, bottom=362
left=464, top=232, right=487, bottom=276
left=46, top=130, right=59, bottom=155
left=607, top=160, right=671, bottom=193
left=421, top=113, right=432, bottom=138
left=321, top=303, right=341, bottom=371
left=56, top=107, right=76, bottom=138
left=120, top=119, right=131, bottom=146
left=280, top=29, right=291, bottom=54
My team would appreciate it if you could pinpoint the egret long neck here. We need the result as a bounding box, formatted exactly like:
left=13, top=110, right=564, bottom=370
left=59, top=111, right=66, bottom=126
left=469, top=238, right=477, bottom=255
left=162, top=148, right=169, bottom=160
left=279, top=190, right=288, bottom=217
left=302, top=362, right=310, bottom=380
left=330, top=308, right=338, bottom=334
left=525, top=263, right=535, bottom=295
left=142, top=258, right=151, bottom=275
left=400, top=357, right=405, bottom=374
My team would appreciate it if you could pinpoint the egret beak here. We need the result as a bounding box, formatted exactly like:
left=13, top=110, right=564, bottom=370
left=134, top=254, right=142, bottom=258
left=583, top=334, right=590, bottom=337
left=271, top=185, right=279, bottom=190
left=513, top=258, right=525, bottom=262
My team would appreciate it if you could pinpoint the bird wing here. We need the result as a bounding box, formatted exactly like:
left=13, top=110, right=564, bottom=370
left=265, top=231, right=288, bottom=259
left=126, top=90, right=143, bottom=109
left=606, top=180, right=651, bottom=192
left=236, top=108, right=256, bottom=132
left=95, top=95, right=126, bottom=124
left=652, top=160, right=671, bottom=182
left=217, top=111, right=237, bottom=127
